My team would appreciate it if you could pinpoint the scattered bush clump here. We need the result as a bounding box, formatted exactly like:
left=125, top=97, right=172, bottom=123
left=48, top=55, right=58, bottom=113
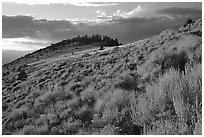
left=155, top=50, right=188, bottom=72
left=137, top=64, right=201, bottom=134
left=114, top=73, right=139, bottom=91
left=17, top=70, right=27, bottom=81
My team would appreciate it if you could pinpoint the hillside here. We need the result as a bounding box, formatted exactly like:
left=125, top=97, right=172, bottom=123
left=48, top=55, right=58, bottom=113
left=2, top=19, right=202, bottom=135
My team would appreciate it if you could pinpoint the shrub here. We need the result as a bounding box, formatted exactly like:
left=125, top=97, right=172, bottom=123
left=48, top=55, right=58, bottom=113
left=94, top=99, right=104, bottom=113
left=34, top=87, right=72, bottom=107
left=104, top=89, right=129, bottom=111
left=54, top=100, right=68, bottom=113
left=80, top=85, right=96, bottom=107
left=50, top=126, right=60, bottom=135
left=35, top=114, right=48, bottom=126
left=100, top=124, right=119, bottom=135
left=183, top=64, right=202, bottom=112
left=99, top=46, right=104, bottom=50
left=58, top=80, right=69, bottom=87
left=82, top=53, right=91, bottom=58
left=80, top=85, right=94, bottom=98
left=47, top=113, right=60, bottom=126
left=187, top=44, right=202, bottom=65
left=59, top=107, right=72, bottom=119
left=8, top=106, right=28, bottom=121
left=144, top=64, right=201, bottom=134
left=101, top=91, right=143, bottom=135
left=69, top=82, right=85, bottom=96
left=100, top=89, right=129, bottom=126
left=155, top=50, right=188, bottom=72
left=114, top=73, right=138, bottom=91
left=74, top=104, right=93, bottom=125
left=17, top=70, right=27, bottom=81
left=62, top=117, right=83, bottom=134
left=130, top=93, right=153, bottom=127
left=193, top=114, right=202, bottom=135
left=16, top=125, right=49, bottom=135
left=146, top=120, right=188, bottom=135
left=100, top=88, right=142, bottom=135
left=3, top=71, right=9, bottom=76
left=98, top=50, right=110, bottom=56
left=80, top=69, right=93, bottom=77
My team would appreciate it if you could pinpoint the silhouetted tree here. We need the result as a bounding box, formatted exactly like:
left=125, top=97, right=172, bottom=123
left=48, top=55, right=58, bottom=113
left=99, top=45, right=104, bottom=50
left=48, top=34, right=120, bottom=52
left=184, top=18, right=194, bottom=27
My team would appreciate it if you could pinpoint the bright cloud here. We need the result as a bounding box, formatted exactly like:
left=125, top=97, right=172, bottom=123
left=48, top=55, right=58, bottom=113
left=68, top=2, right=119, bottom=7
left=3, top=0, right=119, bottom=7
left=70, top=18, right=94, bottom=24
left=95, top=5, right=144, bottom=22
left=96, top=10, right=106, bottom=16
left=113, top=5, right=143, bottom=18
left=2, top=37, right=49, bottom=51
left=96, top=10, right=113, bottom=21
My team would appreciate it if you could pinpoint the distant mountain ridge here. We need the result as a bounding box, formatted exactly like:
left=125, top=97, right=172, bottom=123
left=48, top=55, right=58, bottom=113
left=2, top=50, right=34, bottom=65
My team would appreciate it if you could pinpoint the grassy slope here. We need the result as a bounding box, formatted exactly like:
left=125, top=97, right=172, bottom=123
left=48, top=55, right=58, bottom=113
left=2, top=41, right=100, bottom=70
left=2, top=19, right=202, bottom=135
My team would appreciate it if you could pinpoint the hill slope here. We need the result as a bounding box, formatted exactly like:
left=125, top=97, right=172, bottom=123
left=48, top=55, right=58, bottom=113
left=2, top=19, right=202, bottom=135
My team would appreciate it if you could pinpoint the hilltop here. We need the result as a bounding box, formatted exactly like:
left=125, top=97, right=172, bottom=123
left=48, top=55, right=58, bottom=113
left=3, top=34, right=121, bottom=69
left=2, top=19, right=202, bottom=135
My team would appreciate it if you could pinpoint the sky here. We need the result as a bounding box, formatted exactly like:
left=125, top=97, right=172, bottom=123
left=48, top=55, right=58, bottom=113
left=2, top=0, right=202, bottom=51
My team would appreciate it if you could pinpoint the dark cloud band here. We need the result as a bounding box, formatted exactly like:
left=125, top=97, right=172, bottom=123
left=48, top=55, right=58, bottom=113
left=2, top=6, right=202, bottom=44
left=157, top=7, right=202, bottom=19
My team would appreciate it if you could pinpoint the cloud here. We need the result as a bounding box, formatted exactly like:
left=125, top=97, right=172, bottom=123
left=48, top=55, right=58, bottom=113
left=68, top=2, right=119, bottom=7
left=3, top=0, right=119, bottom=7
left=157, top=7, right=202, bottom=19
left=95, top=6, right=144, bottom=23
left=97, top=5, right=144, bottom=19
left=96, top=10, right=113, bottom=21
left=3, top=37, right=49, bottom=45
left=96, top=10, right=106, bottom=17
left=89, top=16, right=184, bottom=43
left=113, top=5, right=143, bottom=18
left=2, top=5, right=202, bottom=51
left=2, top=15, right=74, bottom=40
left=2, top=37, right=49, bottom=51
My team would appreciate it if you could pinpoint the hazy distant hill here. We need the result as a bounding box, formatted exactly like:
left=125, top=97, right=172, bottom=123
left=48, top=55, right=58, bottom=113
left=2, top=50, right=34, bottom=65
left=2, top=19, right=202, bottom=135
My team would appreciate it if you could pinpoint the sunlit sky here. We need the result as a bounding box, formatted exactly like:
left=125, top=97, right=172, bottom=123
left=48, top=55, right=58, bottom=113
left=2, top=0, right=202, bottom=51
